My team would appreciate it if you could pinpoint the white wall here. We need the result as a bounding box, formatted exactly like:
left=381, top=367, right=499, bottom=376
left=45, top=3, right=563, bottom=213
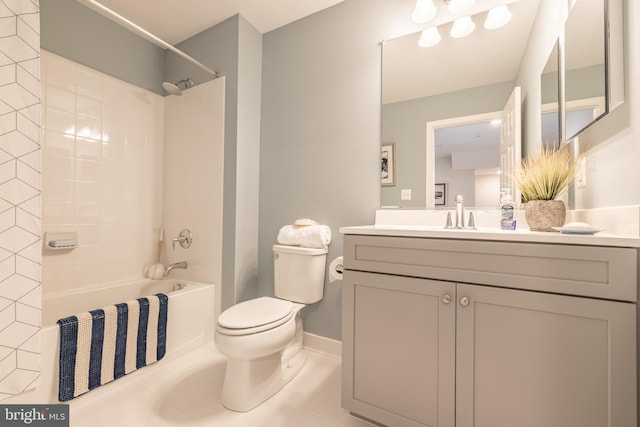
left=0, top=1, right=42, bottom=399
left=41, top=51, right=164, bottom=294
left=518, top=0, right=640, bottom=210
left=163, top=78, right=225, bottom=317
left=475, top=174, right=501, bottom=208
left=435, top=157, right=475, bottom=207
left=517, top=0, right=569, bottom=156
left=573, top=0, right=640, bottom=208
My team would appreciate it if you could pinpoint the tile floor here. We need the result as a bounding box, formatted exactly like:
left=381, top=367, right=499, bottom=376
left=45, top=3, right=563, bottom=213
left=68, top=343, right=374, bottom=426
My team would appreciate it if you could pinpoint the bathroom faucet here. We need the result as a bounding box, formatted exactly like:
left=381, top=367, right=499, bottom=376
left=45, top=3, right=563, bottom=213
left=454, top=194, right=465, bottom=229
left=165, top=261, right=188, bottom=275
left=444, top=195, right=476, bottom=230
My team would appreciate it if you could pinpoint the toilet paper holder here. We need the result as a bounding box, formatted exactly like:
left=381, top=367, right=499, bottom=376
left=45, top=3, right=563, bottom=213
left=329, top=256, right=344, bottom=282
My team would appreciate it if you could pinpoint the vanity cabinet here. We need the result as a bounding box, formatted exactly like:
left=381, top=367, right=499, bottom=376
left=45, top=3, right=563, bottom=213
left=342, top=234, right=637, bottom=427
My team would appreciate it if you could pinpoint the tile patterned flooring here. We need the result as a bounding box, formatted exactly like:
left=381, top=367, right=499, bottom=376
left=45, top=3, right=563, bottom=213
left=68, top=343, right=374, bottom=426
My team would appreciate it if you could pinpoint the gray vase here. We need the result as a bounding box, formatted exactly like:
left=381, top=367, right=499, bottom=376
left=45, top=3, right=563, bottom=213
left=524, top=200, right=566, bottom=232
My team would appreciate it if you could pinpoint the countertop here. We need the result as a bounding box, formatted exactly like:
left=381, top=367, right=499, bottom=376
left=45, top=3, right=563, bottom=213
left=339, top=225, right=640, bottom=248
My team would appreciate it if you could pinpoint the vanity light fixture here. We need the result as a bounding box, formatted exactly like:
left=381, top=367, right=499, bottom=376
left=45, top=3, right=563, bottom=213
left=419, top=27, right=442, bottom=47
left=445, top=0, right=476, bottom=14
left=450, top=15, right=475, bottom=38
left=412, top=0, right=438, bottom=24
left=484, top=5, right=513, bottom=30
left=414, top=0, right=514, bottom=47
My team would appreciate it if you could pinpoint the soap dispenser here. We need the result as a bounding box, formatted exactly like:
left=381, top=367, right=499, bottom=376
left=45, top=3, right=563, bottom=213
left=499, top=189, right=516, bottom=230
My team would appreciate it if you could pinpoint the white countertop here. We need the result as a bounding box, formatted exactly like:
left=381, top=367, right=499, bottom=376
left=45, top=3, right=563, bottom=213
left=340, top=225, right=640, bottom=248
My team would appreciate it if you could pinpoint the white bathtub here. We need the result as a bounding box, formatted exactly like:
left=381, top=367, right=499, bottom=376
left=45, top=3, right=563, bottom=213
left=6, top=278, right=215, bottom=404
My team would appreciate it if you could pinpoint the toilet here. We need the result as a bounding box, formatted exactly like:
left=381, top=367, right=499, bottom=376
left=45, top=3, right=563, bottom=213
left=214, top=244, right=328, bottom=412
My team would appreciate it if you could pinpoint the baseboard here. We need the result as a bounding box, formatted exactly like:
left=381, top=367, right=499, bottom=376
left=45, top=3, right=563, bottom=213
left=303, top=332, right=341, bottom=358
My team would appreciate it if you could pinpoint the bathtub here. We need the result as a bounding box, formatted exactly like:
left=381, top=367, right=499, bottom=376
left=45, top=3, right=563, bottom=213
left=7, top=278, right=215, bottom=404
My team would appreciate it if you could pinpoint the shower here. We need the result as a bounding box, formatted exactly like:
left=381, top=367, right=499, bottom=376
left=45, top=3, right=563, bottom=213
left=162, top=78, right=194, bottom=95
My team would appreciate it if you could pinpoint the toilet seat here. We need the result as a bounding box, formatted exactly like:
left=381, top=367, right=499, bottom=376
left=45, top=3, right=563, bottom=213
left=216, top=297, right=294, bottom=336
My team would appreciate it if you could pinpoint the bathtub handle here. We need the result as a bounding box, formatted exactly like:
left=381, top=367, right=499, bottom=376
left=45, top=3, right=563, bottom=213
left=172, top=229, right=193, bottom=250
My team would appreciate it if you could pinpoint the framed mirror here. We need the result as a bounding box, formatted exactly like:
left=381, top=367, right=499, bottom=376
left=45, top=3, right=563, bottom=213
left=541, top=40, right=561, bottom=149
left=563, top=0, right=606, bottom=141
left=563, top=0, right=624, bottom=141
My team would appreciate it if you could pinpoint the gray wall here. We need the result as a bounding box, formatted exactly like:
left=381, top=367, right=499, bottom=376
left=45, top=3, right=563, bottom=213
left=381, top=81, right=515, bottom=208
left=40, top=0, right=165, bottom=95
left=259, top=0, right=413, bottom=340
left=168, top=16, right=263, bottom=312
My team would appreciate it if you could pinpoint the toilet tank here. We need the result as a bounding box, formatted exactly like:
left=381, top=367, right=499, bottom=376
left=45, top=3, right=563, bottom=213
left=273, top=244, right=328, bottom=304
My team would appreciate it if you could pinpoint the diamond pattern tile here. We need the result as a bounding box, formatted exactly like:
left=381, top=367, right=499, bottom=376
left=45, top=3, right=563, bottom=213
left=0, top=303, right=14, bottom=330
left=0, top=3, right=41, bottom=400
left=0, top=274, right=38, bottom=301
left=0, top=179, right=39, bottom=205
left=0, top=227, right=38, bottom=253
left=0, top=322, right=38, bottom=350
left=3, top=1, right=39, bottom=15
left=0, top=131, right=39, bottom=157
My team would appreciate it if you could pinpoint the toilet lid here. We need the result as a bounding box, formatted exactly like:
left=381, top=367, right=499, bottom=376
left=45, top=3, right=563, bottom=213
left=218, top=297, right=294, bottom=329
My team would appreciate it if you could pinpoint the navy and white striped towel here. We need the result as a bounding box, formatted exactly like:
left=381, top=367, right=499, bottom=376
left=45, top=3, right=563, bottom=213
left=57, top=293, right=168, bottom=402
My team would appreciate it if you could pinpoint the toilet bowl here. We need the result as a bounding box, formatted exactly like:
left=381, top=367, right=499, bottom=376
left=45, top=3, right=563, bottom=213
left=215, top=298, right=306, bottom=412
left=214, top=245, right=328, bottom=412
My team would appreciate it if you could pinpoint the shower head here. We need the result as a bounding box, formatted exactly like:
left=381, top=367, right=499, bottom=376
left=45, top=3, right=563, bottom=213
left=162, top=81, right=182, bottom=95
left=162, top=78, right=194, bottom=96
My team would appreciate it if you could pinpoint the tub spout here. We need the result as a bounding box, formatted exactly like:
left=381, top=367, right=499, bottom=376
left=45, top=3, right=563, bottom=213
left=165, top=261, right=188, bottom=275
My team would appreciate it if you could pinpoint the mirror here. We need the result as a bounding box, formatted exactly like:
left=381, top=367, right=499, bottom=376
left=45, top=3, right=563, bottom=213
left=430, top=114, right=502, bottom=209
left=541, top=40, right=561, bottom=149
left=381, top=0, right=539, bottom=208
left=424, top=86, right=520, bottom=209
left=563, top=0, right=607, bottom=141
left=562, top=0, right=624, bottom=141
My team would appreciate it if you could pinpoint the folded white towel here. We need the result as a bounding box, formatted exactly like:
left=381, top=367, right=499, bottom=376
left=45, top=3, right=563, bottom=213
left=277, top=224, right=331, bottom=248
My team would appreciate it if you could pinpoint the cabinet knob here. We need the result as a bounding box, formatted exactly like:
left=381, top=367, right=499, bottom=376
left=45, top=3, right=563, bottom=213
left=460, top=296, right=470, bottom=307
left=442, top=294, right=452, bottom=304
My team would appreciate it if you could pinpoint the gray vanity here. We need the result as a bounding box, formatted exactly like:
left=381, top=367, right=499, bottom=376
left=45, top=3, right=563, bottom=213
left=340, top=226, right=638, bottom=427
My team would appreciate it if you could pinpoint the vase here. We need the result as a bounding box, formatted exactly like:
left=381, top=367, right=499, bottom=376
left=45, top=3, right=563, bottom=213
left=524, top=200, right=566, bottom=232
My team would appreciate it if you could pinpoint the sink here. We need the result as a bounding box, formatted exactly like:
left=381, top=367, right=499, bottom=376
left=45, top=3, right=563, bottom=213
left=375, top=209, right=511, bottom=230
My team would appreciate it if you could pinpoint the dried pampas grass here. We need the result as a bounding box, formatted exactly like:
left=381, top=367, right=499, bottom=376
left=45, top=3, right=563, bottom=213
left=515, top=146, right=582, bottom=202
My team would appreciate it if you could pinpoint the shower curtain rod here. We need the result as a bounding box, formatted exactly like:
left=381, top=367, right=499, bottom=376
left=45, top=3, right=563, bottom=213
left=77, top=0, right=221, bottom=78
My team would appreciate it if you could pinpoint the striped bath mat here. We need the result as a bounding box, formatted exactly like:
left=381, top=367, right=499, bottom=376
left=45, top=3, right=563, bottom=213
left=57, top=294, right=168, bottom=402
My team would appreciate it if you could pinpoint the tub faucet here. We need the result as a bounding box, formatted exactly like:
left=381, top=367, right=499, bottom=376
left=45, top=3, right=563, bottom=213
left=165, top=261, right=188, bottom=275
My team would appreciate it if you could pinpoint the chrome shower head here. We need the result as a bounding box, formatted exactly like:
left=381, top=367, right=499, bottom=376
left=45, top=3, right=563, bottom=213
left=162, top=81, right=181, bottom=95
left=162, top=78, right=194, bottom=96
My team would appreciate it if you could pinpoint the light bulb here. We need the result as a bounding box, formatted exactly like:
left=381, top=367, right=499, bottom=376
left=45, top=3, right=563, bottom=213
left=484, top=5, right=512, bottom=30
left=419, top=27, right=441, bottom=48
left=447, top=0, right=476, bottom=14
left=411, top=0, right=437, bottom=24
left=450, top=16, right=475, bottom=38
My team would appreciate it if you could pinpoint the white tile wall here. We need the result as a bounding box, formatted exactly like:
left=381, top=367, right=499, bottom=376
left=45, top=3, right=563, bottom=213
left=41, top=51, right=164, bottom=296
left=163, top=79, right=224, bottom=317
left=0, top=0, right=42, bottom=400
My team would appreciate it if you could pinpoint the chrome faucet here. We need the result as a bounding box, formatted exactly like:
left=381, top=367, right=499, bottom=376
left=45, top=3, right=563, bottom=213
left=454, top=194, right=465, bottom=229
left=172, top=229, right=193, bottom=250
left=165, top=261, right=188, bottom=275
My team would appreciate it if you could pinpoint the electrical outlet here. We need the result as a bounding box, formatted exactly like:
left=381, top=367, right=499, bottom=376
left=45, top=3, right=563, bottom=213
left=401, top=189, right=412, bottom=200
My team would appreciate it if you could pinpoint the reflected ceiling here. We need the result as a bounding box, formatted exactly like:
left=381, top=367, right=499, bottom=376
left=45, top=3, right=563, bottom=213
left=383, top=0, right=541, bottom=105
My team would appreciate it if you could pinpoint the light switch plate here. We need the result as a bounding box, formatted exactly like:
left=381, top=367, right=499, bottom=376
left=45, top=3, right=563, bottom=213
left=576, top=157, right=587, bottom=189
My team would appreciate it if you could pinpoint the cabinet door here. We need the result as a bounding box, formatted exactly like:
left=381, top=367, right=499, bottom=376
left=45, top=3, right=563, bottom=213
left=456, top=284, right=637, bottom=427
left=343, top=271, right=456, bottom=427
